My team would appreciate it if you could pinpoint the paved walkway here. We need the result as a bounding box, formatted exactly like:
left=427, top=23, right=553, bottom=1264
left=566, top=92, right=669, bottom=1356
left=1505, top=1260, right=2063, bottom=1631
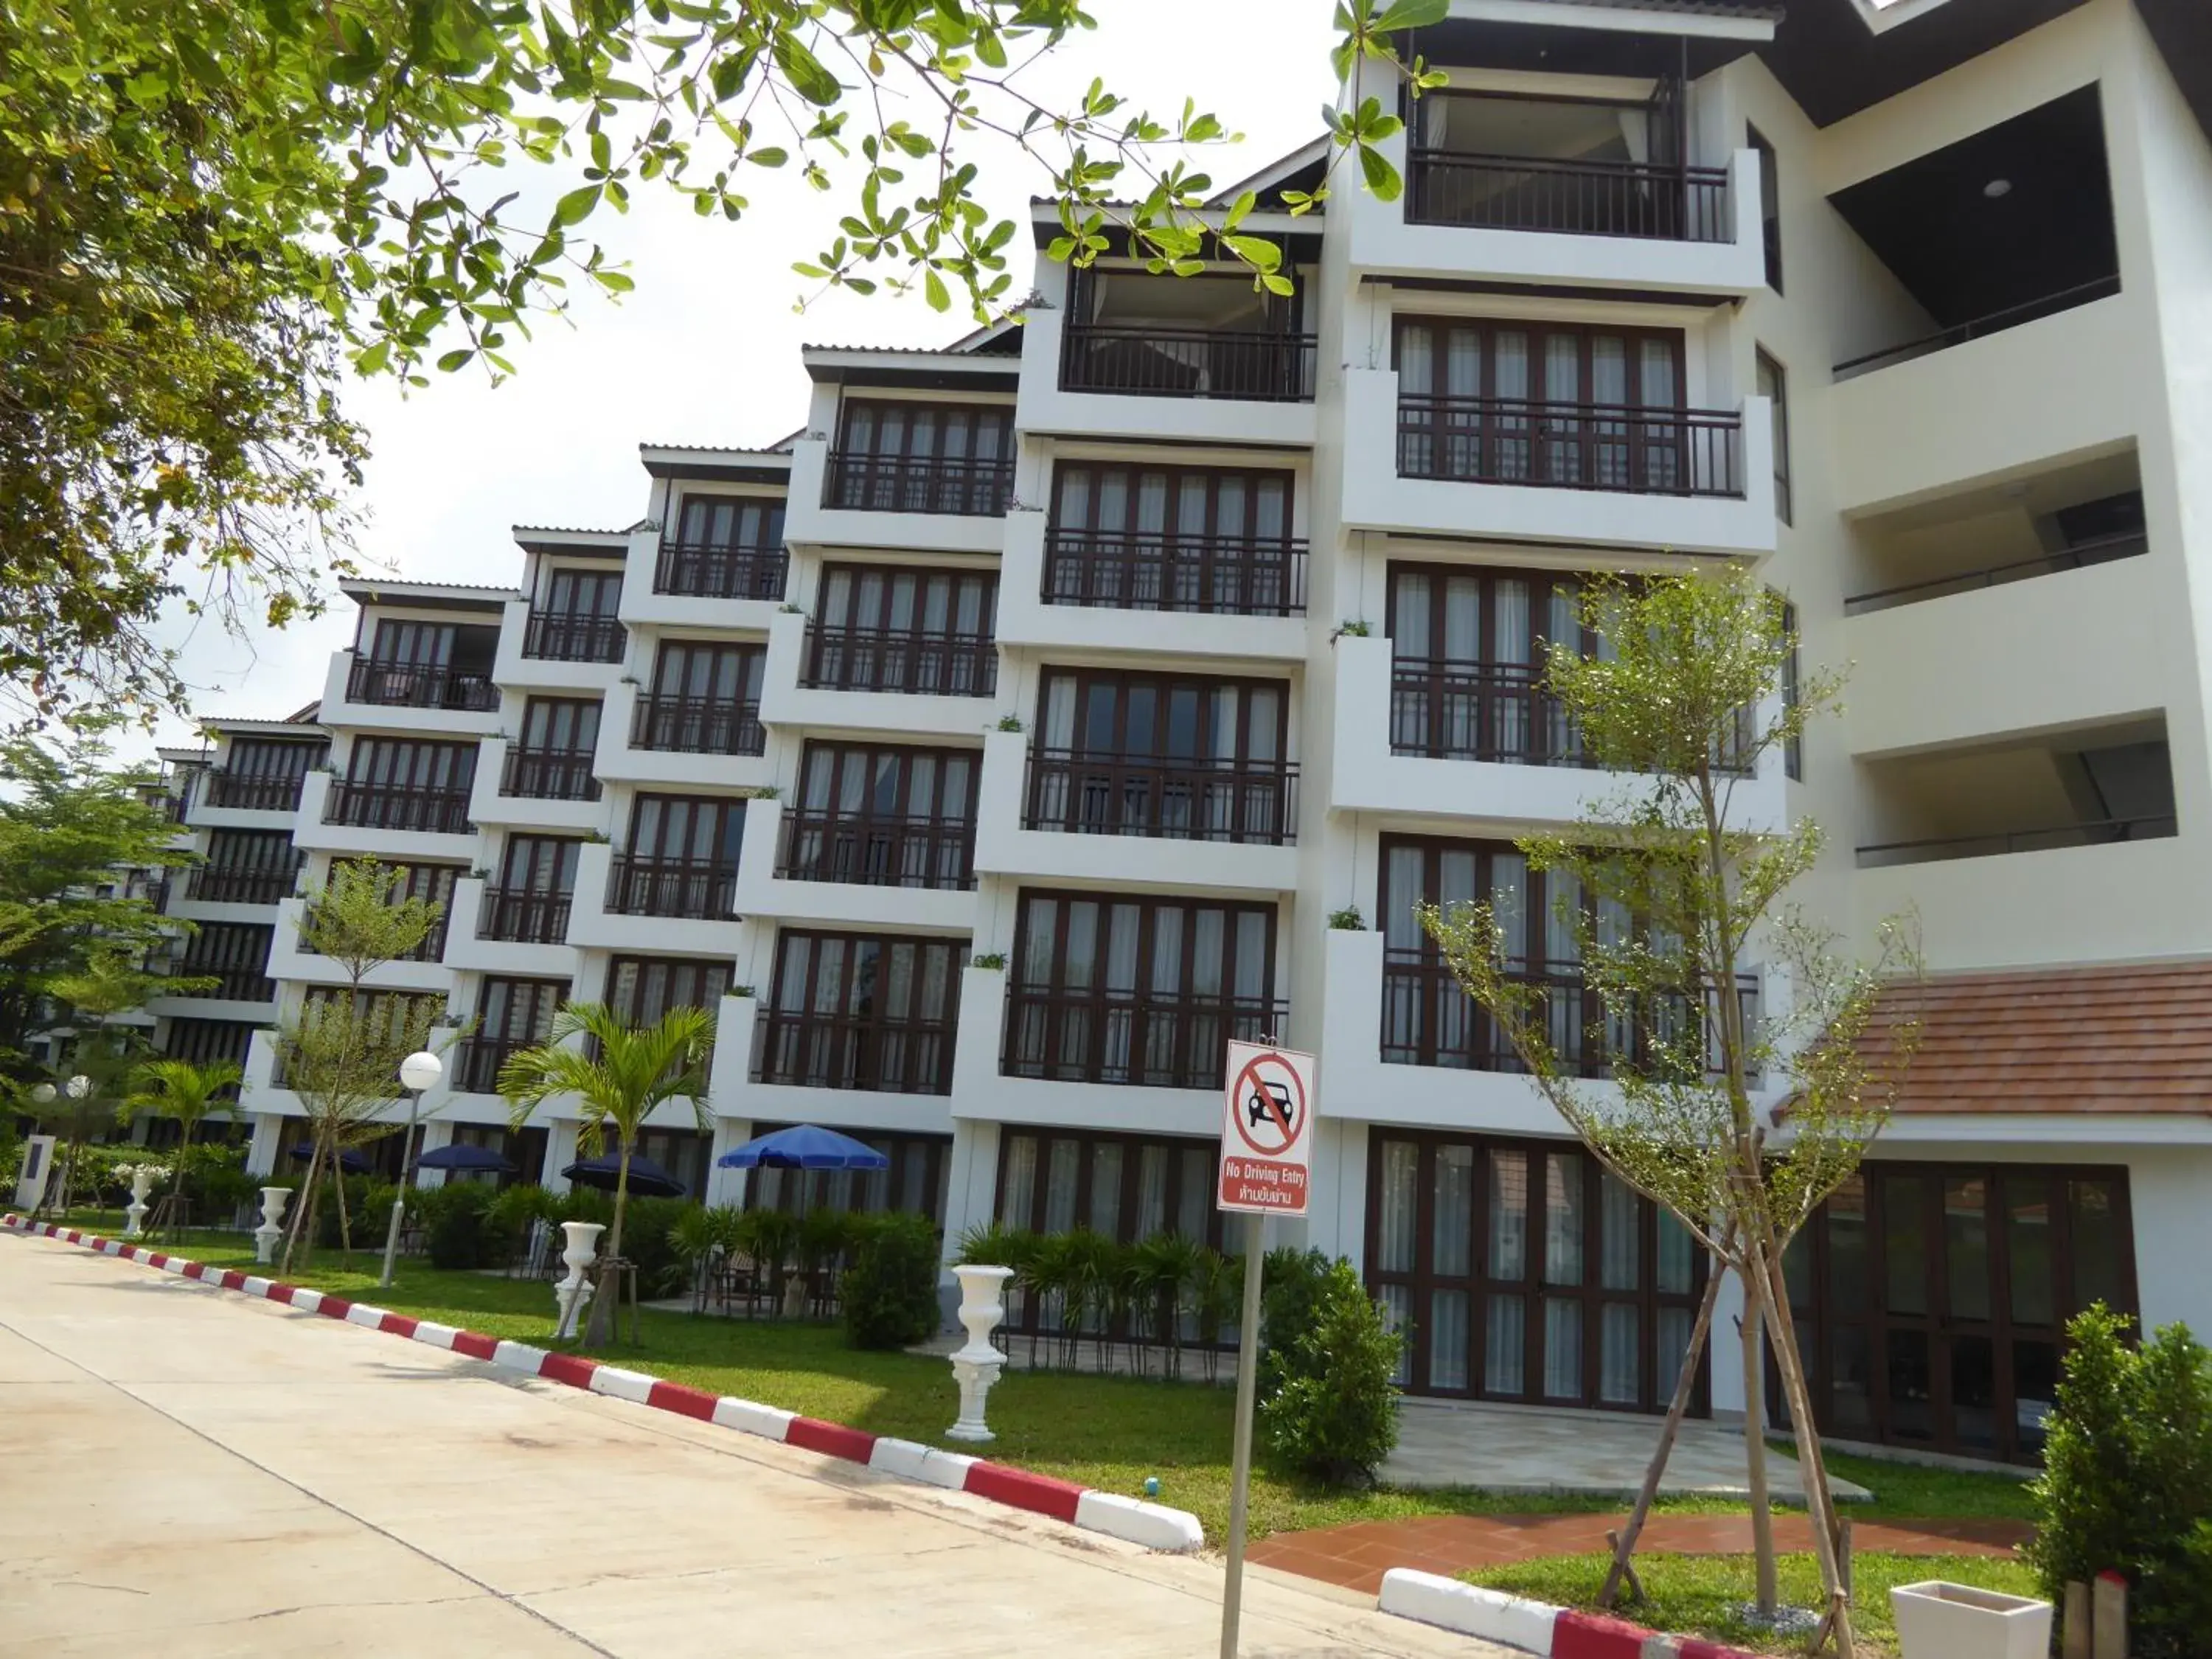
left=0, top=1230, right=1502, bottom=1658
left=1250, top=1512, right=2032, bottom=1599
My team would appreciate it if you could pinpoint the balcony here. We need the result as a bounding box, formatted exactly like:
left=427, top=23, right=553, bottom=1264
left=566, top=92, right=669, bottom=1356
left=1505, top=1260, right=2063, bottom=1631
left=185, top=866, right=297, bottom=908
left=441, top=879, right=574, bottom=977
left=753, top=1006, right=959, bottom=1096
left=1001, top=987, right=1286, bottom=1091
left=734, top=797, right=976, bottom=935
left=1857, top=816, right=2176, bottom=869
left=823, top=452, right=1012, bottom=519
left=204, top=772, right=307, bottom=814
left=778, top=809, right=973, bottom=892
left=801, top=624, right=996, bottom=699
left=1397, top=397, right=1745, bottom=499
left=291, top=771, right=481, bottom=863
left=478, top=887, right=574, bottom=945
left=706, top=993, right=961, bottom=1138
left=450, top=1037, right=531, bottom=1096
left=1391, top=661, right=1590, bottom=768
left=343, top=655, right=498, bottom=714
left=324, top=779, right=473, bottom=837
left=521, top=613, right=624, bottom=664
left=1408, top=152, right=1731, bottom=243
left=173, top=964, right=277, bottom=1006
left=654, top=540, right=787, bottom=602
left=629, top=694, right=765, bottom=758
left=1023, top=752, right=1297, bottom=848
left=501, top=746, right=601, bottom=802
left=605, top=855, right=739, bottom=922
left=1059, top=326, right=1316, bottom=405
left=1042, top=529, right=1307, bottom=620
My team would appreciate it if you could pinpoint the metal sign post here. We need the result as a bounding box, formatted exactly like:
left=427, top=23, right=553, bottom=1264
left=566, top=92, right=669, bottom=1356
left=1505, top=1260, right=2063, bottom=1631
left=1215, top=1040, right=1316, bottom=1659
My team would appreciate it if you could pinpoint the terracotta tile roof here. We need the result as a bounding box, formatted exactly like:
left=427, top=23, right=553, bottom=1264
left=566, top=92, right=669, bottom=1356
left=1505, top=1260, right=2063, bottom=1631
left=1860, top=961, right=2212, bottom=1116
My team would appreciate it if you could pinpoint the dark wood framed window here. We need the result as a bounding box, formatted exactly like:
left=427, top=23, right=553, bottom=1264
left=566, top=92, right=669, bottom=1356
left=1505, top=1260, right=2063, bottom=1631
left=1757, top=347, right=1791, bottom=525
left=1779, top=1162, right=2137, bottom=1464
left=313, top=859, right=459, bottom=962
left=1394, top=316, right=1743, bottom=499
left=630, top=1128, right=711, bottom=1198
left=1386, top=564, right=1599, bottom=767
left=1060, top=266, right=1315, bottom=402
left=747, top=1126, right=951, bottom=1225
left=456, top=976, right=568, bottom=1093
left=188, top=829, right=300, bottom=906
left=524, top=568, right=625, bottom=662
left=208, top=738, right=325, bottom=812
left=1778, top=594, right=1802, bottom=782
left=504, top=698, right=603, bottom=801
left=350, top=619, right=499, bottom=710
left=330, top=738, right=477, bottom=835
left=657, top=494, right=788, bottom=599
left=825, top=398, right=1014, bottom=517
left=755, top=931, right=965, bottom=1095
left=1046, top=463, right=1304, bottom=618
left=161, top=1017, right=258, bottom=1070
left=1029, top=667, right=1296, bottom=846
left=443, top=1122, right=550, bottom=1191
left=1004, top=890, right=1281, bottom=1090
left=781, top=742, right=977, bottom=891
left=632, top=640, right=765, bottom=756
left=610, top=795, right=745, bottom=919
left=605, top=956, right=733, bottom=1025
left=1749, top=124, right=1782, bottom=293
left=483, top=835, right=582, bottom=944
left=804, top=565, right=998, bottom=697
left=1368, top=1130, right=1708, bottom=1410
left=176, top=922, right=276, bottom=1004
left=995, top=1129, right=1225, bottom=1248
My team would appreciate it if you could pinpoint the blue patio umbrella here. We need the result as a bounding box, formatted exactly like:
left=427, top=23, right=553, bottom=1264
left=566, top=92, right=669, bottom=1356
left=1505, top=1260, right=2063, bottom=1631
left=716, top=1124, right=890, bottom=1171
left=561, top=1152, right=686, bottom=1198
left=289, top=1144, right=371, bottom=1175
left=415, top=1143, right=517, bottom=1176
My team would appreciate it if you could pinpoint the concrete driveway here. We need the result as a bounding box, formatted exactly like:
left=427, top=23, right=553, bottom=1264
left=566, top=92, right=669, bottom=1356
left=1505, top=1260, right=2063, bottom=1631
left=0, top=1232, right=1500, bottom=1658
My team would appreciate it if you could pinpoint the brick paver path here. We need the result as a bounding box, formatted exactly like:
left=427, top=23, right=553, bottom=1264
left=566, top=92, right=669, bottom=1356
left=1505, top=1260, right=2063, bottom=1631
left=1249, top=1511, right=2031, bottom=1597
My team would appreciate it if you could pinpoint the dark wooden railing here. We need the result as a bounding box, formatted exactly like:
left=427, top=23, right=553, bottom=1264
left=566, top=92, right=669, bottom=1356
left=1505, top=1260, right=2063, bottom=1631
left=501, top=746, right=601, bottom=801
left=753, top=1008, right=958, bottom=1095
left=1060, top=325, right=1317, bottom=403
left=187, top=865, right=298, bottom=906
left=205, top=771, right=310, bottom=813
left=452, top=1037, right=532, bottom=1096
left=521, top=613, right=625, bottom=664
left=477, top=887, right=573, bottom=945
left=654, top=542, right=789, bottom=601
left=1391, top=660, right=1590, bottom=767
left=1382, top=950, right=1760, bottom=1079
left=1407, top=150, right=1732, bottom=242
left=1855, top=815, right=2177, bottom=869
left=1833, top=274, right=2122, bottom=378
left=1843, top=531, right=2149, bottom=616
left=629, top=694, right=765, bottom=757
left=801, top=626, right=997, bottom=698
left=605, top=855, right=739, bottom=920
left=324, top=781, right=473, bottom=835
left=1042, top=530, right=1307, bottom=618
left=824, top=453, right=1014, bottom=517
left=345, top=656, right=498, bottom=712
left=1397, top=395, right=1745, bottom=498
left=173, top=964, right=278, bottom=1005
left=1025, top=752, right=1297, bottom=846
left=1001, top=990, right=1288, bottom=1091
left=776, top=810, right=975, bottom=891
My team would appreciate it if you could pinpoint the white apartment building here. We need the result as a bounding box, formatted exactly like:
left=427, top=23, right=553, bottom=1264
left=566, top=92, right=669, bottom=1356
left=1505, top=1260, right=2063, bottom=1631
left=204, top=0, right=2212, bottom=1467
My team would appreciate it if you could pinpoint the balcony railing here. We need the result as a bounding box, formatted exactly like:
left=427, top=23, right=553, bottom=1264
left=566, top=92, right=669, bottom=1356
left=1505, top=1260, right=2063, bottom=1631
left=628, top=694, right=765, bottom=757
left=824, top=453, right=1014, bottom=518
left=324, top=781, right=473, bottom=836
left=204, top=771, right=309, bottom=813
left=753, top=1009, right=958, bottom=1095
left=801, top=627, right=997, bottom=698
left=344, top=656, right=498, bottom=712
left=186, top=866, right=299, bottom=907
left=1024, top=753, right=1298, bottom=846
left=1407, top=151, right=1732, bottom=243
left=1855, top=815, right=2178, bottom=869
left=1042, top=530, right=1307, bottom=619
left=1843, top=530, right=2150, bottom=617
left=653, top=542, right=789, bottom=602
left=501, top=747, right=602, bottom=801
left=521, top=613, right=625, bottom=664
left=1382, top=950, right=1760, bottom=1079
left=451, top=1037, right=532, bottom=1095
left=776, top=810, right=975, bottom=891
left=1391, top=661, right=1591, bottom=767
left=1833, top=274, right=2122, bottom=380
left=1397, top=396, right=1745, bottom=498
left=477, top=887, right=574, bottom=945
left=1002, top=990, right=1288, bottom=1091
left=1060, top=325, right=1318, bottom=403
left=605, top=855, right=739, bottom=920
left=173, top=965, right=277, bottom=1005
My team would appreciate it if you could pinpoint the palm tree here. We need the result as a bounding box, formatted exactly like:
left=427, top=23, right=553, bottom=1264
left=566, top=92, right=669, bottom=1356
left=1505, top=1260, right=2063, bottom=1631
left=498, top=1001, right=712, bottom=1346
left=122, top=1057, right=243, bottom=1230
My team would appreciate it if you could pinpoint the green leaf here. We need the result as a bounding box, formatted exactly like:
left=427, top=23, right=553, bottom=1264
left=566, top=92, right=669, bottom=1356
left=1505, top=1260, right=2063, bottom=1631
left=748, top=147, right=789, bottom=167
left=554, top=184, right=602, bottom=226
left=773, top=34, right=842, bottom=106
left=1374, top=0, right=1450, bottom=30
left=1359, top=144, right=1402, bottom=203
left=436, top=348, right=475, bottom=372
left=923, top=268, right=950, bottom=312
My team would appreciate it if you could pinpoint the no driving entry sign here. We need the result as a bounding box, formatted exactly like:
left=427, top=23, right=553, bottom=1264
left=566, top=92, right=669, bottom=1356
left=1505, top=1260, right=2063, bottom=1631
left=1217, top=1040, right=1315, bottom=1218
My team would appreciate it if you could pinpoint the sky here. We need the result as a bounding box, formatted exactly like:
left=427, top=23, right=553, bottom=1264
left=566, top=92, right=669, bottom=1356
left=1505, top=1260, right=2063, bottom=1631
left=147, top=1, right=1341, bottom=753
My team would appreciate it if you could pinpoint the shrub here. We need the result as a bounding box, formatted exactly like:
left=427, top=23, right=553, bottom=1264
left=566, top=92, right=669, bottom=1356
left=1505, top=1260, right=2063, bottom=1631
left=841, top=1211, right=945, bottom=1350
left=2027, top=1307, right=2212, bottom=1658
left=1256, top=1257, right=1402, bottom=1487
left=1260, top=1246, right=1332, bottom=1360
left=425, top=1182, right=495, bottom=1269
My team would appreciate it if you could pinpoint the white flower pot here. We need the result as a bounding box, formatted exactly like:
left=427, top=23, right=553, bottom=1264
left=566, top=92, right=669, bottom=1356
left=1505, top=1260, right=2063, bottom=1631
left=553, top=1221, right=605, bottom=1340
left=254, top=1186, right=292, bottom=1264
left=122, top=1168, right=158, bottom=1237
left=1891, top=1582, right=2053, bottom=1659
left=945, top=1264, right=1014, bottom=1444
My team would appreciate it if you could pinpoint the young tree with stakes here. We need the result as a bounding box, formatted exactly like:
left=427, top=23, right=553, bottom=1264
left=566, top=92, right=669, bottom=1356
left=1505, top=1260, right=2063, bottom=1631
left=498, top=1002, right=714, bottom=1349
left=276, top=860, right=448, bottom=1272
left=122, top=1057, right=244, bottom=1231
left=1421, top=566, right=1920, bottom=1658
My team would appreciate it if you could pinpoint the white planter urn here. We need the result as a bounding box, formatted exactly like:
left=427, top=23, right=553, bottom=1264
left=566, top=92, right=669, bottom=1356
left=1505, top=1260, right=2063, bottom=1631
left=122, top=1166, right=160, bottom=1237
left=945, top=1264, right=1015, bottom=1444
left=1891, top=1582, right=2053, bottom=1659
left=553, top=1221, right=605, bottom=1340
left=254, top=1186, right=293, bottom=1264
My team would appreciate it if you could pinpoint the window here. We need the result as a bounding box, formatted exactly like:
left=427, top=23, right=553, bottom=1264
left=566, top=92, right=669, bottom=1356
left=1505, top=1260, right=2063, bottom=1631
left=1046, top=464, right=1302, bottom=617
left=605, top=956, right=733, bottom=1025
left=333, top=738, right=477, bottom=833
left=314, top=859, right=459, bottom=961
left=996, top=1130, right=1225, bottom=1247
left=1757, top=348, right=1791, bottom=525
left=484, top=835, right=582, bottom=943
left=459, top=977, right=568, bottom=1092
left=658, top=494, right=787, bottom=599
left=506, top=698, right=602, bottom=800
left=190, top=829, right=299, bottom=905
left=1778, top=596, right=1803, bottom=782
left=748, top=1126, right=950, bottom=1223
left=756, top=931, right=966, bottom=1094
left=525, top=568, right=624, bottom=661
left=1387, top=564, right=1598, bottom=766
left=782, top=742, right=978, bottom=890
left=353, top=619, right=499, bottom=709
left=1749, top=125, right=1781, bottom=293
left=161, top=1018, right=257, bottom=1070
left=611, top=796, right=745, bottom=918
left=176, top=922, right=276, bottom=1002
left=209, top=739, right=324, bottom=810
left=633, top=640, right=766, bottom=754
left=805, top=566, right=998, bottom=697
left=827, top=399, right=1014, bottom=516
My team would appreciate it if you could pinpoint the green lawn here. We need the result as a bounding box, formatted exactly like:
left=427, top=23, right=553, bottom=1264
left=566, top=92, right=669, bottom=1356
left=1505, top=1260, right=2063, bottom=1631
left=1468, top=1551, right=2039, bottom=1658
left=40, top=1214, right=2037, bottom=1547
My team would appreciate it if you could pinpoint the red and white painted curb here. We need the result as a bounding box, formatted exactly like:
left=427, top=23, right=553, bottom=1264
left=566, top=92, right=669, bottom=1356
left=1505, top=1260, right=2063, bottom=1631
left=1380, top=1570, right=1764, bottom=1659
left=4, top=1216, right=1203, bottom=1554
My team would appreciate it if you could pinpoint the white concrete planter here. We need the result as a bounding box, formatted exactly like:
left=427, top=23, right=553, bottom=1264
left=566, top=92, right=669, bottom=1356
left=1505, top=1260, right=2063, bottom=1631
left=1891, top=1581, right=2053, bottom=1659
left=945, top=1264, right=1013, bottom=1444
left=122, top=1167, right=159, bottom=1238
left=553, top=1221, right=605, bottom=1340
left=254, top=1186, right=292, bottom=1264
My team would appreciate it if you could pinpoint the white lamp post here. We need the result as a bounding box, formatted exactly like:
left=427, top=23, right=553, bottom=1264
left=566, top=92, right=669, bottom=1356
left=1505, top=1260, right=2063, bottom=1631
left=379, top=1048, right=444, bottom=1288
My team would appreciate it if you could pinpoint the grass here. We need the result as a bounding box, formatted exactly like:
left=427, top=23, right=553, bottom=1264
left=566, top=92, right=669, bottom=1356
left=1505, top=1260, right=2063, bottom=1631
left=1467, top=1551, right=2040, bottom=1658
left=42, top=1212, right=2038, bottom=1548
